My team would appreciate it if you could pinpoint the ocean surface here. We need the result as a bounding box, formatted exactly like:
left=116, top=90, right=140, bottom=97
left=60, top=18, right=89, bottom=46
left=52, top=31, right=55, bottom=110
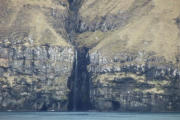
left=0, top=112, right=180, bottom=120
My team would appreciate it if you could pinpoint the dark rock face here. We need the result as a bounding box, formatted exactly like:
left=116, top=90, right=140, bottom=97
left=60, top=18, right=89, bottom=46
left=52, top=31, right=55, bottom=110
left=176, top=16, right=180, bottom=32
left=68, top=47, right=90, bottom=111
left=0, top=43, right=74, bottom=111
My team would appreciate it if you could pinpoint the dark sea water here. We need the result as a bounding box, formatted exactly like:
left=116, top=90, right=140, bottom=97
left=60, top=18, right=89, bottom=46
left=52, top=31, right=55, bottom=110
left=0, top=112, right=180, bottom=120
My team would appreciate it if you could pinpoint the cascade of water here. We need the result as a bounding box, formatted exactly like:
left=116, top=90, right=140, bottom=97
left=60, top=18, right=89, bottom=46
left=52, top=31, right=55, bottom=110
left=73, top=50, right=78, bottom=111
left=68, top=48, right=91, bottom=111
left=66, top=0, right=91, bottom=111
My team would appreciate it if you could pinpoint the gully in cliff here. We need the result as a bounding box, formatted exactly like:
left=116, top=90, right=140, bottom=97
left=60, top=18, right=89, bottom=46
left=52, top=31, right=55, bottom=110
left=66, top=0, right=91, bottom=111
left=68, top=47, right=91, bottom=111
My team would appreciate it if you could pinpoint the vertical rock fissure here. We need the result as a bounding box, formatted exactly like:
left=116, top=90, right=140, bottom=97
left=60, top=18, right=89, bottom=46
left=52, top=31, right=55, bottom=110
left=66, top=0, right=90, bottom=111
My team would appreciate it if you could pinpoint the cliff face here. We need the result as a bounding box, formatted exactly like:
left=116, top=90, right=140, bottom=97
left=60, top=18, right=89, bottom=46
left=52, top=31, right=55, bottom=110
left=0, top=0, right=74, bottom=111
left=0, top=0, right=180, bottom=112
left=78, top=0, right=180, bottom=112
left=88, top=51, right=180, bottom=112
left=0, top=45, right=74, bottom=111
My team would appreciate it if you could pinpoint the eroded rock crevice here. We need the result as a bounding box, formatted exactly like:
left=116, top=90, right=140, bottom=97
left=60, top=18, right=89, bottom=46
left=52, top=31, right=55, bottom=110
left=68, top=47, right=90, bottom=111
left=66, top=0, right=91, bottom=111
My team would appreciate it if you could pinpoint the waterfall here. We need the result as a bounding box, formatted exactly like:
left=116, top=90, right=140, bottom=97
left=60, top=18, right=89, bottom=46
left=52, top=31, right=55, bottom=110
left=68, top=48, right=91, bottom=111
left=73, top=50, right=78, bottom=111
left=66, top=0, right=91, bottom=111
